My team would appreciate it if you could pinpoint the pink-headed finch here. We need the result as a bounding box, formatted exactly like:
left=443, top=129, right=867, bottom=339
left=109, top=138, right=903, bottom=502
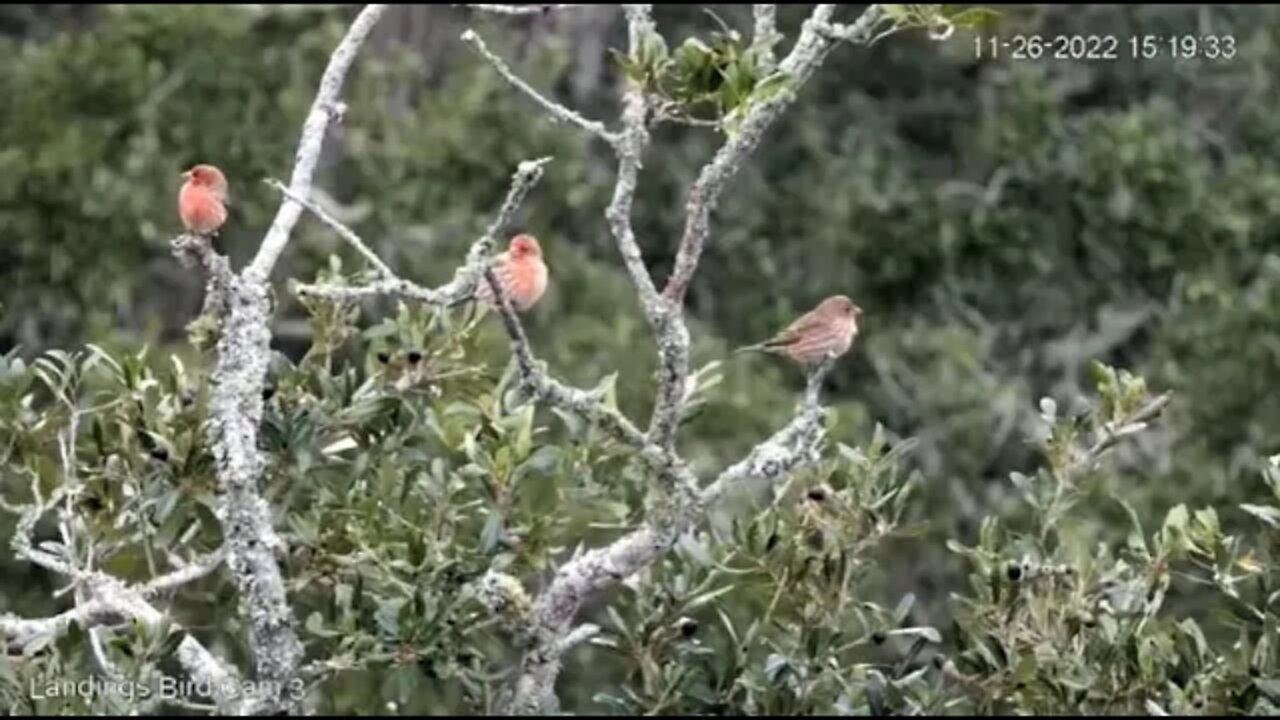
left=477, top=233, right=549, bottom=312
left=178, top=164, right=229, bottom=236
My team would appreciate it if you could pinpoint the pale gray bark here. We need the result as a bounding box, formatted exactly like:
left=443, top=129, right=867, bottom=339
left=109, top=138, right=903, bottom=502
left=170, top=5, right=390, bottom=714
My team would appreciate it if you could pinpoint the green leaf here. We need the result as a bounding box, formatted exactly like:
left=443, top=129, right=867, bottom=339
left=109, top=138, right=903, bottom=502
left=944, top=7, right=1002, bottom=30
left=85, top=343, right=126, bottom=381
left=881, top=5, right=913, bottom=22
left=606, top=605, right=631, bottom=639
left=1240, top=503, right=1280, bottom=529
left=763, top=652, right=791, bottom=683
left=716, top=608, right=740, bottom=647
left=893, top=593, right=916, bottom=625
left=1255, top=678, right=1280, bottom=701
left=686, top=584, right=736, bottom=611
left=1193, top=507, right=1220, bottom=537
left=888, top=626, right=942, bottom=644
left=1161, top=504, right=1189, bottom=538
left=513, top=404, right=534, bottom=462
left=523, top=445, right=563, bottom=475
left=1179, top=618, right=1209, bottom=660
left=865, top=670, right=887, bottom=716
left=480, top=509, right=504, bottom=555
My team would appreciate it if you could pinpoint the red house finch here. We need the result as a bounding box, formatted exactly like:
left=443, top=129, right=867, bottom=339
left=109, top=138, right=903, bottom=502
left=735, top=295, right=863, bottom=366
left=476, top=233, right=548, bottom=312
left=178, top=164, right=229, bottom=236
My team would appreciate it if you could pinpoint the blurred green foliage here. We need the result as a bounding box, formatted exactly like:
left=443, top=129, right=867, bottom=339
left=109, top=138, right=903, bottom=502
left=3, top=2, right=1280, bottom=715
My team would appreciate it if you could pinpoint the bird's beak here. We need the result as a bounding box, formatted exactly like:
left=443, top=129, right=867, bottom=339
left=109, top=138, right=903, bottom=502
left=180, top=170, right=192, bottom=180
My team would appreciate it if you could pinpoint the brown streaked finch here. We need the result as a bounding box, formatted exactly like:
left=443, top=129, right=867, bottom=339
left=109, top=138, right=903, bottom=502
left=476, top=233, right=549, bottom=312
left=734, top=295, right=863, bottom=367
left=178, top=164, right=229, bottom=237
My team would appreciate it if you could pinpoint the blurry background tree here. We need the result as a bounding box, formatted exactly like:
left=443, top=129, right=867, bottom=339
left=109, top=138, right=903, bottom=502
left=2, top=2, right=1280, bottom=715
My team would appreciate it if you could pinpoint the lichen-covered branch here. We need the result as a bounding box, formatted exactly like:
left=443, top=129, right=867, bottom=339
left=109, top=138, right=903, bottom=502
left=604, top=5, right=662, bottom=316
left=752, top=4, right=781, bottom=71
left=168, top=6, right=389, bottom=714
left=141, top=548, right=228, bottom=598
left=497, top=359, right=836, bottom=715
left=5, top=501, right=241, bottom=713
left=170, top=234, right=234, bottom=319
left=483, top=267, right=651, bottom=451
left=1, top=575, right=244, bottom=712
left=649, top=4, right=885, bottom=453
left=4, top=397, right=239, bottom=711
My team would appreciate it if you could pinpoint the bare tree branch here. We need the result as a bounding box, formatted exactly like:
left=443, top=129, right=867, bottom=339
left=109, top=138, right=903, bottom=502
left=5, top=476, right=241, bottom=714
left=1, top=575, right=245, bottom=713
left=483, top=267, right=651, bottom=450
left=245, top=4, right=390, bottom=283
left=496, top=359, right=834, bottom=715
left=141, top=549, right=228, bottom=598
left=462, top=28, right=618, bottom=144
left=463, top=4, right=887, bottom=713
left=170, top=6, right=390, bottom=713
left=295, top=157, right=553, bottom=306
left=604, top=5, right=662, bottom=315
left=267, top=179, right=395, bottom=278
left=649, top=4, right=886, bottom=453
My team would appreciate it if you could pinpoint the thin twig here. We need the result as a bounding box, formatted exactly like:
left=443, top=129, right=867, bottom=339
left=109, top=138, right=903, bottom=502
left=461, top=28, right=618, bottom=144
left=296, top=157, right=554, bottom=308
left=267, top=179, right=395, bottom=278
left=246, top=4, right=390, bottom=283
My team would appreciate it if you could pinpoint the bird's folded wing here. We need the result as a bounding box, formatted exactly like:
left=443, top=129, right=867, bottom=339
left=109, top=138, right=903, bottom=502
left=764, top=310, right=823, bottom=348
left=476, top=255, right=512, bottom=303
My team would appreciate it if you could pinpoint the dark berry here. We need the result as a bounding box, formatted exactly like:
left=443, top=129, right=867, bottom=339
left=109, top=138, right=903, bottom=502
left=1006, top=563, right=1023, bottom=582
left=376, top=352, right=391, bottom=364
left=262, top=386, right=276, bottom=401
left=872, top=631, right=887, bottom=645
left=407, top=351, right=423, bottom=364
left=679, top=619, right=699, bottom=638
left=806, top=487, right=827, bottom=502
